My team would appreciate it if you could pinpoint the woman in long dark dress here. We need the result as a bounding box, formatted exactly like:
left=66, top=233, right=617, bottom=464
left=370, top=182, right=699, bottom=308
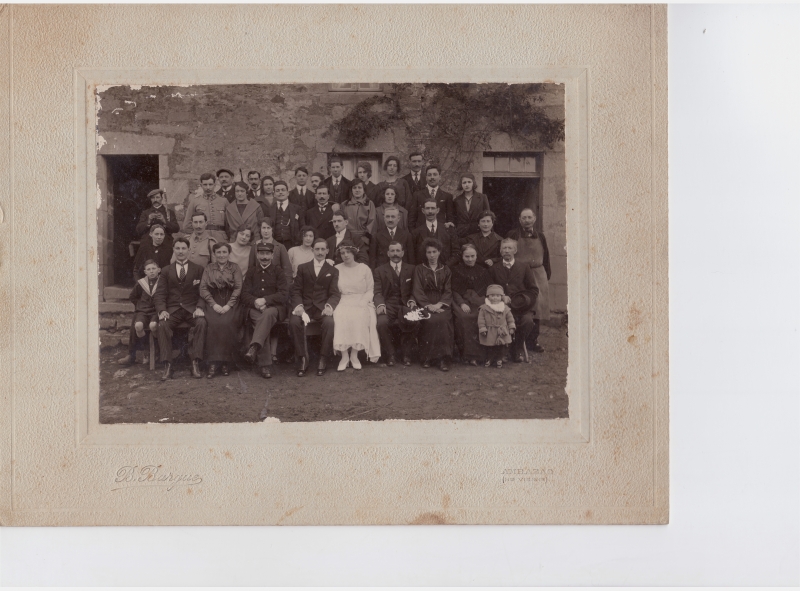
left=451, top=243, right=490, bottom=365
left=199, top=242, right=243, bottom=378
left=412, top=237, right=454, bottom=371
left=132, top=222, right=173, bottom=279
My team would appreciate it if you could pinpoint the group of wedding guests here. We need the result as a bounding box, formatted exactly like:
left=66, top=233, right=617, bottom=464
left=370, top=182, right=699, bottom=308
left=118, top=154, right=552, bottom=380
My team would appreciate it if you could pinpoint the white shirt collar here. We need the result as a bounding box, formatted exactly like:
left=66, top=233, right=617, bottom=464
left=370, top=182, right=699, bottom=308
left=427, top=221, right=437, bottom=231
left=504, top=258, right=515, bottom=267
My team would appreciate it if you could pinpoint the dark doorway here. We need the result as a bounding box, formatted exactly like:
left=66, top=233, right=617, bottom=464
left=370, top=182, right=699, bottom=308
left=107, top=155, right=160, bottom=287
left=482, top=177, right=541, bottom=238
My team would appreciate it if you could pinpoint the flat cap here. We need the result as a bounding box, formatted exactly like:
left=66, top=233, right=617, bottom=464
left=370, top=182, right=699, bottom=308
left=147, top=188, right=165, bottom=199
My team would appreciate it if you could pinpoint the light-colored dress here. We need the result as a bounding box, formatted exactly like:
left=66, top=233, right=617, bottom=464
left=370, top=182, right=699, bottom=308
left=228, top=242, right=252, bottom=276
left=288, top=245, right=314, bottom=277
left=333, top=262, right=381, bottom=361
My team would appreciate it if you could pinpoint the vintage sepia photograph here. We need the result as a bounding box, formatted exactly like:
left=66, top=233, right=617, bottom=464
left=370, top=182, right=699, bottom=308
left=95, top=82, right=568, bottom=424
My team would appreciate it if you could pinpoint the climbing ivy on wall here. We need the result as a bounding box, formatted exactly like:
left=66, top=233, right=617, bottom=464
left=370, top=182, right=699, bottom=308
left=326, top=83, right=565, bottom=185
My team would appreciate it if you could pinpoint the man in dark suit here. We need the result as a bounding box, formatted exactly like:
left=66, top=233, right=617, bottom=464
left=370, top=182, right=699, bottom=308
left=135, top=189, right=180, bottom=237
left=369, top=205, right=414, bottom=268
left=216, top=168, right=236, bottom=203
left=488, top=238, right=540, bottom=362
left=411, top=164, right=455, bottom=230
left=412, top=198, right=459, bottom=267
left=401, top=151, right=426, bottom=196
left=304, top=185, right=336, bottom=240
left=289, top=238, right=341, bottom=377
left=246, top=170, right=262, bottom=201
left=241, top=242, right=289, bottom=379
left=321, top=155, right=352, bottom=205
left=153, top=237, right=208, bottom=380
left=374, top=241, right=419, bottom=366
left=288, top=166, right=316, bottom=212
left=327, top=212, right=368, bottom=266
left=268, top=181, right=303, bottom=250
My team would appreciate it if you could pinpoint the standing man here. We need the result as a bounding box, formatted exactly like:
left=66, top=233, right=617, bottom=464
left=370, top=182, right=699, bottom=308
left=506, top=208, right=551, bottom=353
left=288, top=166, right=315, bottom=212
left=135, top=189, right=180, bottom=237
left=289, top=238, right=340, bottom=377
left=412, top=164, right=454, bottom=230
left=185, top=212, right=217, bottom=268
left=310, top=172, right=324, bottom=195
left=153, top=237, right=208, bottom=380
left=183, top=172, right=228, bottom=243
left=322, top=156, right=352, bottom=205
left=269, top=180, right=303, bottom=251
left=369, top=206, right=414, bottom=268
left=326, top=212, right=368, bottom=265
left=304, top=185, right=336, bottom=240
left=488, top=238, right=540, bottom=362
left=412, top=198, right=459, bottom=268
left=216, top=168, right=236, bottom=203
left=373, top=241, right=419, bottom=366
left=241, top=242, right=289, bottom=379
left=246, top=170, right=262, bottom=201
left=401, top=152, right=427, bottom=196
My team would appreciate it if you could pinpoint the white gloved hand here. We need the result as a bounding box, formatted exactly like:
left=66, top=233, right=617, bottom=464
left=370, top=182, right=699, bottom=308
left=301, top=312, right=311, bottom=325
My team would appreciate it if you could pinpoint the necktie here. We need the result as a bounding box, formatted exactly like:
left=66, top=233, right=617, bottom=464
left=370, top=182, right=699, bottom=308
left=320, top=206, right=325, bottom=214
left=430, top=224, right=436, bottom=235
left=430, top=188, right=435, bottom=198
left=394, top=263, right=400, bottom=276
left=414, top=174, right=419, bottom=184
left=179, top=263, right=186, bottom=281
left=389, top=229, right=394, bottom=239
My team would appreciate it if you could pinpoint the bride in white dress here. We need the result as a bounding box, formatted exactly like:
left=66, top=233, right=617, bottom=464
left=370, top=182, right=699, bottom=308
left=333, top=240, right=381, bottom=371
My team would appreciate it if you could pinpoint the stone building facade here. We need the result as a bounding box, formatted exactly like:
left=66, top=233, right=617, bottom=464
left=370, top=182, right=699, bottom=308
left=96, top=83, right=566, bottom=329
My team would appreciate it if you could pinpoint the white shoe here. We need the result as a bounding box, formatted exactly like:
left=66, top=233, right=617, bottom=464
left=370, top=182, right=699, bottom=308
left=337, top=354, right=349, bottom=372
left=350, top=350, right=362, bottom=370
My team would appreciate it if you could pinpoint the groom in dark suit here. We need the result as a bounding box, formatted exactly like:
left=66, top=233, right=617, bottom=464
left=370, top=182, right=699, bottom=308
left=289, top=238, right=341, bottom=376
left=152, top=237, right=208, bottom=380
left=373, top=241, right=419, bottom=366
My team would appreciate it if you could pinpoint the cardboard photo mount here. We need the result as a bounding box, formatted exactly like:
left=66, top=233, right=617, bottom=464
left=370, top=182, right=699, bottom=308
left=0, top=5, right=667, bottom=525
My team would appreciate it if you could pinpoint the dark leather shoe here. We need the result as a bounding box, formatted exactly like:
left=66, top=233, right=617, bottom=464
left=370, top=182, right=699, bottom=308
left=422, top=359, right=430, bottom=368
left=259, top=366, right=272, bottom=379
left=297, top=357, right=308, bottom=377
left=386, top=355, right=395, bottom=367
left=206, top=363, right=217, bottom=379
left=244, top=344, right=260, bottom=364
left=531, top=343, right=545, bottom=353
left=220, top=363, right=230, bottom=376
left=403, top=357, right=412, bottom=366
left=316, top=357, right=327, bottom=376
left=440, top=359, right=450, bottom=372
left=160, top=362, right=173, bottom=381
left=191, top=359, right=203, bottom=379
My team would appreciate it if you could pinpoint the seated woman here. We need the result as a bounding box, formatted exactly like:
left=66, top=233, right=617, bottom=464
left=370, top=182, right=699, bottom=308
left=412, top=238, right=454, bottom=371
left=333, top=240, right=381, bottom=371
left=451, top=243, right=490, bottom=365
left=228, top=226, right=254, bottom=276
left=374, top=156, right=412, bottom=209
left=132, top=222, right=172, bottom=280
left=466, top=210, right=503, bottom=268
left=199, top=242, right=243, bottom=378
left=453, top=173, right=491, bottom=239
left=374, top=186, right=409, bottom=232
left=225, top=182, right=263, bottom=242
left=341, top=179, right=376, bottom=248
left=287, top=226, right=316, bottom=278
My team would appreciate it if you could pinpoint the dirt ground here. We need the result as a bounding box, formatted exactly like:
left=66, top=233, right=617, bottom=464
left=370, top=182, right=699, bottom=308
left=99, top=325, right=568, bottom=424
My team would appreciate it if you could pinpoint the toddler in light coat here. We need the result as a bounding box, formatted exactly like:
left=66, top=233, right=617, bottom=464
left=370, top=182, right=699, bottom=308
left=478, top=284, right=516, bottom=368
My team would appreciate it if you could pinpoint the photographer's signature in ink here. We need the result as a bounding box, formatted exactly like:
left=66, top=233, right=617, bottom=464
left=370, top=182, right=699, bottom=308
left=112, top=465, right=203, bottom=492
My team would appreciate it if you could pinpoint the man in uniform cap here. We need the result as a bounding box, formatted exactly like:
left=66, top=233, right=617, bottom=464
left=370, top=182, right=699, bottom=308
left=182, top=172, right=228, bottom=243
left=216, top=168, right=236, bottom=203
left=241, top=242, right=289, bottom=378
left=135, top=189, right=179, bottom=237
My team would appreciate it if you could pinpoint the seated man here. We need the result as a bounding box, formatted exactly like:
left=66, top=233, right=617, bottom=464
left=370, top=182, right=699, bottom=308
left=488, top=238, right=540, bottom=362
left=241, top=242, right=289, bottom=379
left=153, top=237, right=208, bottom=380
left=117, top=258, right=162, bottom=366
left=289, top=238, right=340, bottom=377
left=373, top=241, right=419, bottom=366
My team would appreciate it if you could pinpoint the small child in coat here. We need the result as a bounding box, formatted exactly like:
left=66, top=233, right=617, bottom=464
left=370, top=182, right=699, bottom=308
left=478, top=284, right=516, bottom=368
left=117, top=259, right=161, bottom=365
